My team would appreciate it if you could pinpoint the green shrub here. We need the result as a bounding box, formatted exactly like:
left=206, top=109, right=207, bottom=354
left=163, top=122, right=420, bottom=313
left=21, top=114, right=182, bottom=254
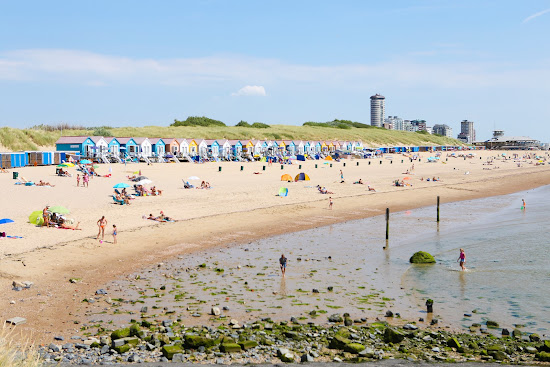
left=251, top=122, right=270, bottom=128
left=172, top=116, right=226, bottom=127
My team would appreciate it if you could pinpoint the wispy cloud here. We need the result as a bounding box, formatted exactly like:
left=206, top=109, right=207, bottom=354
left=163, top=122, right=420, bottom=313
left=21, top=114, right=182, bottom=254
left=522, top=8, right=550, bottom=23
left=0, top=48, right=549, bottom=91
left=231, top=85, right=266, bottom=97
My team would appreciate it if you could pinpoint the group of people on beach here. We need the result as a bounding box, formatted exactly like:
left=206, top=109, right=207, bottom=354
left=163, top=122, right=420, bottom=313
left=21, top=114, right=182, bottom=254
left=41, top=205, right=80, bottom=230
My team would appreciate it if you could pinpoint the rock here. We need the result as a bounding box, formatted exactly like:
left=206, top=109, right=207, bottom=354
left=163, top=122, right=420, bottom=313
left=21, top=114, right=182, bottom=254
left=525, top=346, right=538, bottom=354
left=284, top=331, right=300, bottom=340
left=161, top=344, right=183, bottom=360
left=95, top=289, right=107, bottom=295
left=229, top=319, right=239, bottom=326
left=536, top=351, right=550, bottom=362
left=54, top=336, right=64, bottom=341
left=490, top=350, right=508, bottom=361
left=447, top=337, right=461, bottom=349
left=238, top=340, right=258, bottom=350
left=529, top=333, right=540, bottom=342
left=344, top=317, right=353, bottom=326
left=6, top=317, right=26, bottom=325
left=113, top=344, right=131, bottom=354
left=220, top=343, right=241, bottom=353
left=542, top=340, right=550, bottom=352
left=359, top=347, right=375, bottom=358
left=512, top=329, right=522, bottom=338
left=301, top=353, right=314, bottom=362
left=333, top=357, right=343, bottom=362
left=211, top=307, right=221, bottom=316
left=110, top=328, right=130, bottom=340
left=432, top=347, right=440, bottom=353
left=383, top=327, right=405, bottom=343
left=403, top=324, right=418, bottom=330
left=184, top=334, right=218, bottom=349
left=172, top=353, right=185, bottom=362
left=385, top=310, right=394, bottom=317
left=344, top=343, right=366, bottom=354
left=328, top=314, right=343, bottom=323
left=430, top=318, right=438, bottom=325
left=48, top=343, right=60, bottom=353
left=486, top=320, right=499, bottom=328
left=409, top=251, right=436, bottom=264
left=140, top=306, right=148, bottom=313
left=501, top=328, right=510, bottom=336
left=312, top=289, right=319, bottom=293
left=487, top=344, right=505, bottom=352
left=277, top=349, right=294, bottom=363
left=329, top=334, right=351, bottom=350
left=222, top=306, right=229, bottom=311
left=327, top=286, right=334, bottom=291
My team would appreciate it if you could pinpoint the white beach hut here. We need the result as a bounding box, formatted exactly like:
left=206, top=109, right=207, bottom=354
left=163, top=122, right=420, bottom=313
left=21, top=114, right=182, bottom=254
left=133, top=137, right=152, bottom=157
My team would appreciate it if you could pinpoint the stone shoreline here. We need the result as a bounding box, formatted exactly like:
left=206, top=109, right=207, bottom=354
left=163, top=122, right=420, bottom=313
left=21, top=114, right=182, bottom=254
left=37, top=314, right=550, bottom=365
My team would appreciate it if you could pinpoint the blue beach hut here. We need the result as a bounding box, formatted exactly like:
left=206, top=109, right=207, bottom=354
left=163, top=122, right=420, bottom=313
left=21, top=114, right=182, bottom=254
left=55, top=136, right=96, bottom=157
left=149, top=138, right=166, bottom=157
left=105, top=137, right=121, bottom=155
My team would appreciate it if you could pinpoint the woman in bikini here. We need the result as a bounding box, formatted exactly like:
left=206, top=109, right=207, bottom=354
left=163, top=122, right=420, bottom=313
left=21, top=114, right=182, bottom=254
left=96, top=216, right=107, bottom=240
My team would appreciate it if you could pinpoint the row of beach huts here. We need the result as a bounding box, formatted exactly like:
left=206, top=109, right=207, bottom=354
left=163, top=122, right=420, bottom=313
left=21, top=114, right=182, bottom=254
left=0, top=136, right=474, bottom=168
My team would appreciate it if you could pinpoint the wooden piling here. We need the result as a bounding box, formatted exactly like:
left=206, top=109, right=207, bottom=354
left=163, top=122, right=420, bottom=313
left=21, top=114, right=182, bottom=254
left=437, top=196, right=440, bottom=222
left=386, top=208, right=390, bottom=240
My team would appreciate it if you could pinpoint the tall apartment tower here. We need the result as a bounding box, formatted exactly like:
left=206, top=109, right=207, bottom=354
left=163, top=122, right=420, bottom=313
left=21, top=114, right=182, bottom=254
left=458, top=120, right=476, bottom=143
left=370, top=94, right=385, bottom=127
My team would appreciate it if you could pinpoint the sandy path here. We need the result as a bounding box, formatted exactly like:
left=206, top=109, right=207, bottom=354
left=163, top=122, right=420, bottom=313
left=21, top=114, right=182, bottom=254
left=0, top=151, right=549, bottom=342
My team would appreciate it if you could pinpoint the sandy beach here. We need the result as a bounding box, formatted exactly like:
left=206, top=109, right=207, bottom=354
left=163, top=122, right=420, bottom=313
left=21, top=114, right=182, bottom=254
left=1, top=150, right=550, bottom=343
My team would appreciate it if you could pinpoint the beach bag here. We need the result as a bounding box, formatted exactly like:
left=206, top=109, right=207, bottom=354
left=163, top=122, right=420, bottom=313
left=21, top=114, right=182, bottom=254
left=0, top=232, right=5, bottom=237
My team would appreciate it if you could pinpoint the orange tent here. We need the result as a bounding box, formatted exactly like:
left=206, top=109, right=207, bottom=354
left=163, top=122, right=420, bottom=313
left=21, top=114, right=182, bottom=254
left=281, top=174, right=293, bottom=181
left=324, top=156, right=333, bottom=161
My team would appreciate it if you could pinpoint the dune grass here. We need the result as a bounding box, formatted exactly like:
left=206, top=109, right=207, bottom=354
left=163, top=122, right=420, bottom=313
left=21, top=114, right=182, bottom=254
left=0, top=125, right=464, bottom=152
left=0, top=327, right=42, bottom=367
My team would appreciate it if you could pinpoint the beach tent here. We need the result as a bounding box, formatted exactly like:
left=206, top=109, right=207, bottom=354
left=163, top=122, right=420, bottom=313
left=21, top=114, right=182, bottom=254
left=295, top=173, right=310, bottom=182
left=281, top=174, right=293, bottom=181
left=278, top=187, right=288, bottom=197
left=324, top=156, right=333, bottom=161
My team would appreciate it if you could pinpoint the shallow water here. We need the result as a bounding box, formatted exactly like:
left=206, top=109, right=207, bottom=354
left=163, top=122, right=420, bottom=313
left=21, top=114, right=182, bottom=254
left=92, top=185, right=549, bottom=335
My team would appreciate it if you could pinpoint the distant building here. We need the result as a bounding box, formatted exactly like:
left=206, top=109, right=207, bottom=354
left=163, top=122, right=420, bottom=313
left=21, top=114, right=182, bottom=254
left=457, top=120, right=476, bottom=143
left=432, top=124, right=454, bottom=138
left=384, top=116, right=401, bottom=130
left=411, top=120, right=427, bottom=131
left=474, top=130, right=540, bottom=150
left=370, top=94, right=385, bottom=127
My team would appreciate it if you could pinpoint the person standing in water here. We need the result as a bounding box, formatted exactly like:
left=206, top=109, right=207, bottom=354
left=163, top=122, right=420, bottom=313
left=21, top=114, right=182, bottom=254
left=522, top=199, right=526, bottom=210
left=457, top=248, right=466, bottom=271
left=279, top=254, right=287, bottom=276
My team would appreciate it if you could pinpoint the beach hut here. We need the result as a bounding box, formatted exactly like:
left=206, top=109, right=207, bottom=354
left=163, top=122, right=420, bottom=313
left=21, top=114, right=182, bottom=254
left=55, top=136, right=96, bottom=157
left=354, top=141, right=364, bottom=151
left=217, top=139, right=231, bottom=158
left=188, top=139, right=198, bottom=156
left=294, top=141, right=304, bottom=155
left=252, top=140, right=263, bottom=156
left=9, top=152, right=27, bottom=168
left=149, top=138, right=166, bottom=157
left=132, top=138, right=152, bottom=157
left=163, top=138, right=180, bottom=155
left=196, top=139, right=209, bottom=158
left=105, top=137, right=121, bottom=155
left=205, top=139, right=220, bottom=158
left=242, top=140, right=254, bottom=156
left=89, top=136, right=109, bottom=157
left=117, top=137, right=139, bottom=158
left=227, top=140, right=243, bottom=156
left=283, top=141, right=295, bottom=156
left=178, top=139, right=189, bottom=156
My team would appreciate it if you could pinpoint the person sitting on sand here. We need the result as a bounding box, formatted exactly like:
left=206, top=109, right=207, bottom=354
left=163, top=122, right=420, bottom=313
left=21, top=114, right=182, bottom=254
left=37, top=180, right=55, bottom=187
left=158, top=211, right=173, bottom=221
left=0, top=166, right=8, bottom=173
left=367, top=185, right=376, bottom=192
left=151, top=186, right=162, bottom=196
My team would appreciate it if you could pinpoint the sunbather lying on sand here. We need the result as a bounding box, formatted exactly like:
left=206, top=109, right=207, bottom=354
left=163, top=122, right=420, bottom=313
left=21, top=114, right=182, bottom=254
left=0, top=167, right=8, bottom=173
left=37, top=180, right=55, bottom=187
left=353, top=179, right=364, bottom=184
left=59, top=219, right=81, bottom=230
left=368, top=185, right=376, bottom=192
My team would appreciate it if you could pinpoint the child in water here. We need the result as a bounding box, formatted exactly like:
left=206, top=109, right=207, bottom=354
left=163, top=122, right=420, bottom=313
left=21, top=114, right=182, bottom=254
left=457, top=248, right=466, bottom=271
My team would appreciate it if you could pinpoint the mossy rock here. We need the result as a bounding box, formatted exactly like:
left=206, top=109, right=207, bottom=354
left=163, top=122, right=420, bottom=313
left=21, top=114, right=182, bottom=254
left=487, top=344, right=505, bottom=352
left=486, top=320, right=499, bottom=328
left=129, top=324, right=141, bottom=337
left=383, top=327, right=405, bottom=343
left=447, top=337, right=461, bottom=349
left=111, top=327, right=131, bottom=340
left=409, top=251, right=435, bottom=264
left=529, top=333, right=540, bottom=342
left=220, top=343, right=242, bottom=353
left=329, top=334, right=351, bottom=350
left=184, top=334, right=218, bottom=349
left=489, top=350, right=508, bottom=361
left=335, top=327, right=351, bottom=339
left=161, top=344, right=183, bottom=360
left=537, top=351, right=550, bottom=362
left=90, top=342, right=100, bottom=349
left=284, top=331, right=300, bottom=340
left=344, top=343, right=366, bottom=354
left=239, top=340, right=258, bottom=350
left=512, top=329, right=522, bottom=338
left=543, top=340, right=550, bottom=352
left=113, top=343, right=131, bottom=354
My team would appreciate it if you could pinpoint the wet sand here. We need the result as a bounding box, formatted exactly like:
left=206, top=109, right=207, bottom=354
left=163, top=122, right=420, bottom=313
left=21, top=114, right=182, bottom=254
left=1, top=151, right=549, bottom=342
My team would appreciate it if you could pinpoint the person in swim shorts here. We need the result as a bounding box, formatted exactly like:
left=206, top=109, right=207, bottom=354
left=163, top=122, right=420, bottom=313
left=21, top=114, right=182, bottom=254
left=279, top=254, right=287, bottom=277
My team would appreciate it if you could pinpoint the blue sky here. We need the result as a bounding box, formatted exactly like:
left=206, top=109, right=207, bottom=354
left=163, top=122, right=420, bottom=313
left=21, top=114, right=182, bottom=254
left=1, top=0, right=549, bottom=141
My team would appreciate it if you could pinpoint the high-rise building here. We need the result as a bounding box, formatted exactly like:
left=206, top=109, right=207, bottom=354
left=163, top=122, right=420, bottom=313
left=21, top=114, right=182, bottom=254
left=384, top=116, right=402, bottom=130
left=411, top=120, right=427, bottom=131
left=370, top=94, right=385, bottom=127
left=457, top=120, right=476, bottom=143
left=432, top=124, right=453, bottom=138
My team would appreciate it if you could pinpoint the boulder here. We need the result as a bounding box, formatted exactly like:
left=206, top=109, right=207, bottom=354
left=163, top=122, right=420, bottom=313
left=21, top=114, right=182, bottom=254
left=211, top=307, right=221, bottom=316
left=238, top=340, right=258, bottom=350
left=220, top=343, right=241, bottom=353
left=329, top=334, right=351, bottom=350
left=409, top=251, right=435, bottom=264
left=536, top=351, right=550, bottom=362
left=344, top=317, right=353, bottom=327
left=184, top=334, right=218, bottom=349
left=328, top=314, right=343, bottom=323
left=543, top=340, right=550, bottom=352
left=110, top=328, right=130, bottom=340
left=113, top=344, right=131, bottom=354
left=161, top=344, right=183, bottom=360
left=512, top=329, right=522, bottom=339
left=344, top=343, right=366, bottom=354
left=501, top=328, right=510, bottom=336
left=383, top=327, right=405, bottom=344
left=447, top=337, right=461, bottom=349
left=529, top=333, right=540, bottom=342
left=486, top=320, right=499, bottom=328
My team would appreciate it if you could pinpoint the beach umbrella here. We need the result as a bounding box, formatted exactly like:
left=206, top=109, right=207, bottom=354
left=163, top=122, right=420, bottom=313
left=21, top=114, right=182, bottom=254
left=136, top=179, right=152, bottom=185
left=295, top=173, right=310, bottom=182
left=281, top=174, right=293, bottom=181
left=80, top=159, right=92, bottom=164
left=188, top=176, right=200, bottom=180
left=28, top=211, right=44, bottom=226
left=0, top=218, right=14, bottom=225
left=113, top=182, right=131, bottom=189
left=49, top=206, right=70, bottom=215
left=324, top=156, right=333, bottom=161
left=278, top=187, right=288, bottom=197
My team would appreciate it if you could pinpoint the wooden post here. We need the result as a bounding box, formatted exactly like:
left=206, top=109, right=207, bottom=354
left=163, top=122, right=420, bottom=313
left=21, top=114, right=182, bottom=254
left=356, top=161, right=359, bottom=166
left=343, top=162, right=346, bottom=167
left=262, top=165, right=266, bottom=171
left=385, top=208, right=390, bottom=240
left=281, top=165, right=284, bottom=170
left=219, top=166, right=222, bottom=172
left=437, top=196, right=440, bottom=222
left=240, top=165, right=243, bottom=171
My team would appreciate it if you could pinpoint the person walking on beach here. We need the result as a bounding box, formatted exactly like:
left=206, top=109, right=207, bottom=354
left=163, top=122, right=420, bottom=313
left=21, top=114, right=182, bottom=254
left=112, top=224, right=117, bottom=244
left=457, top=248, right=466, bottom=271
left=76, top=174, right=80, bottom=187
left=279, top=254, right=287, bottom=276
left=522, top=199, right=526, bottom=210
left=96, top=216, right=107, bottom=241
left=83, top=172, right=89, bottom=188
left=329, top=197, right=333, bottom=210
left=340, top=170, right=345, bottom=183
